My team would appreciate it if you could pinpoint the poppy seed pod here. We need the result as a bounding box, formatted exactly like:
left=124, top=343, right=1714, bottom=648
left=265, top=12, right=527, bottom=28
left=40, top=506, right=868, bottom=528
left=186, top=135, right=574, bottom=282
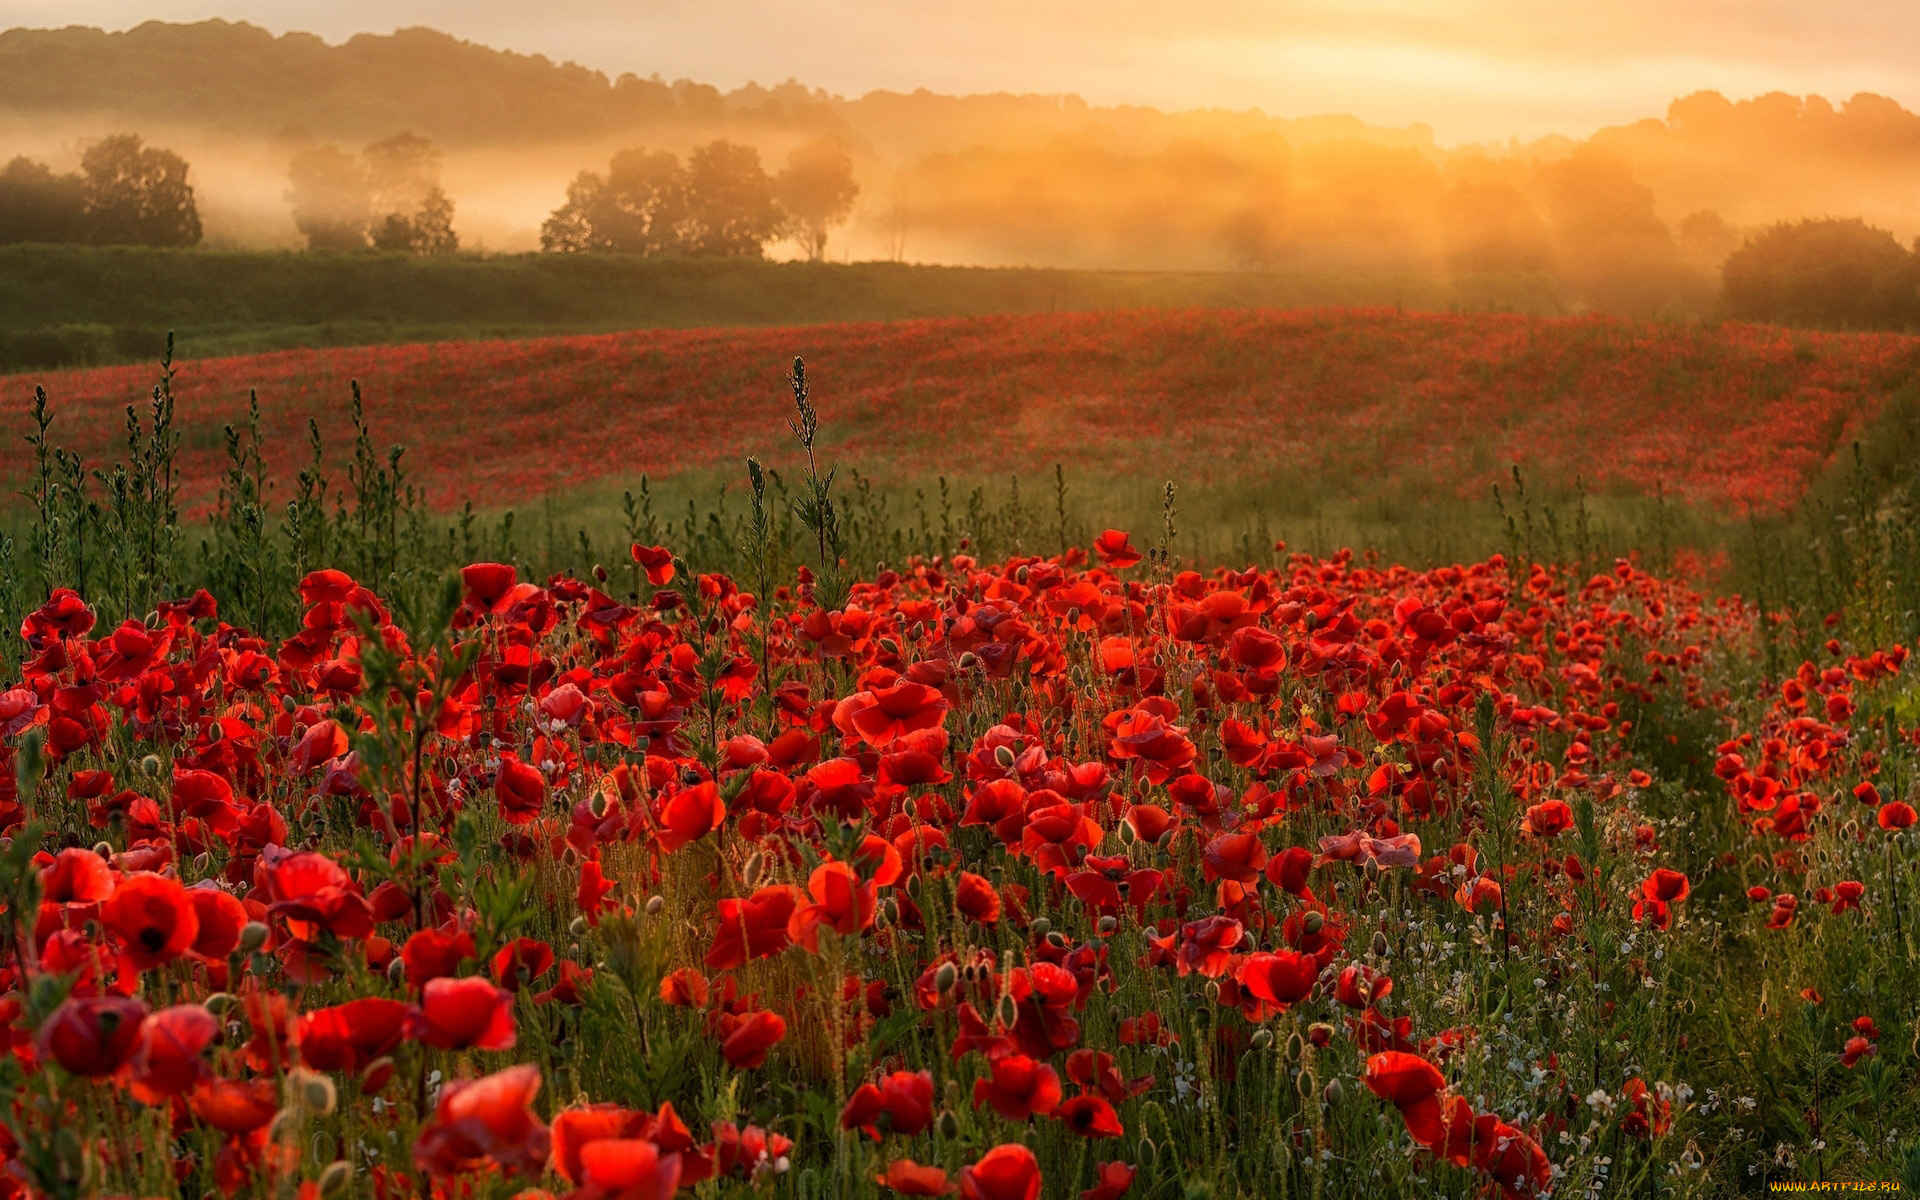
left=140, top=754, right=162, bottom=778
left=646, top=895, right=666, bottom=916
left=294, top=1069, right=338, bottom=1116
left=1028, top=917, right=1051, bottom=938
left=238, top=921, right=270, bottom=954
left=319, top=1160, right=354, bottom=1198
left=934, top=963, right=957, bottom=993
left=1250, top=1028, right=1274, bottom=1050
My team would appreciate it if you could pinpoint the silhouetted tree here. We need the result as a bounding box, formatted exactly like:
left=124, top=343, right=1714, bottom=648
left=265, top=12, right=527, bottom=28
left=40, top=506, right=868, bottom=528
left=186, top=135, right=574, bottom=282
left=541, top=148, right=688, bottom=254
left=1721, top=218, right=1919, bottom=329
left=776, top=137, right=859, bottom=261
left=681, top=141, right=780, bottom=258
left=78, top=133, right=201, bottom=246
left=0, top=156, right=84, bottom=244
left=363, top=132, right=457, bottom=254
left=287, top=144, right=370, bottom=250
left=1534, top=148, right=1701, bottom=314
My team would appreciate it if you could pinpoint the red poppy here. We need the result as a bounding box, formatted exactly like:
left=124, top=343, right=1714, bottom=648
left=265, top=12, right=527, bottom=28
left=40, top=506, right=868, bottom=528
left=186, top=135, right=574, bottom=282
left=705, top=885, right=802, bottom=972
left=402, top=925, right=479, bottom=988
left=189, top=1077, right=279, bottom=1134
left=654, top=781, right=725, bottom=851
left=491, top=938, right=556, bottom=991
left=100, top=871, right=199, bottom=970
left=577, top=1139, right=684, bottom=1200
left=298, top=998, right=409, bottom=1071
left=836, top=680, right=951, bottom=748
left=1093, top=530, right=1141, bottom=569
left=878, top=1159, right=957, bottom=1196
left=955, top=871, right=1002, bottom=924
left=266, top=851, right=374, bottom=940
left=719, top=1010, right=786, bottom=1069
left=1879, top=801, right=1916, bottom=830
left=972, top=1054, right=1062, bottom=1120
left=406, top=975, right=517, bottom=1050
left=496, top=753, right=548, bottom=826
left=1058, top=1095, right=1124, bottom=1138
left=790, top=861, right=878, bottom=951
left=1235, top=950, right=1319, bottom=1010
left=127, top=1004, right=220, bottom=1101
left=841, top=1069, right=935, bottom=1139
left=39, top=847, right=113, bottom=905
left=187, top=884, right=250, bottom=960
left=1520, top=799, right=1573, bottom=838
left=960, top=1144, right=1042, bottom=1200
left=1081, top=1161, right=1138, bottom=1200
left=37, top=995, right=149, bottom=1076
left=631, top=544, right=676, bottom=585
left=659, top=967, right=710, bottom=1007
left=460, top=563, right=518, bottom=612
left=413, top=1063, right=550, bottom=1179
left=1201, top=831, right=1267, bottom=884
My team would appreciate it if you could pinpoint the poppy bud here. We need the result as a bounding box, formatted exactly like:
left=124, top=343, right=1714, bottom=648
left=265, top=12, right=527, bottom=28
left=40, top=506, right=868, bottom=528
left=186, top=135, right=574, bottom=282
left=906, top=872, right=922, bottom=899
left=994, top=745, right=1016, bottom=769
left=741, top=853, right=764, bottom=888
left=238, top=921, right=269, bottom=954
left=319, top=1161, right=354, bottom=1199
left=938, top=1109, right=961, bottom=1140
left=1323, top=1078, right=1343, bottom=1105
left=1029, top=917, right=1051, bottom=938
left=593, top=564, right=608, bottom=582
left=1045, top=931, right=1066, bottom=949
left=387, top=957, right=406, bottom=985
left=294, top=1069, right=337, bottom=1116
left=268, top=1108, right=299, bottom=1143
left=569, top=916, right=588, bottom=936
left=207, top=723, right=224, bottom=743
left=1205, top=980, right=1221, bottom=1003
left=934, top=963, right=958, bottom=993
left=646, top=895, right=666, bottom=916
left=1295, top=1070, right=1316, bottom=1099
left=1285, top=1032, right=1306, bottom=1060
left=204, top=992, right=235, bottom=1015
left=1250, top=1028, right=1274, bottom=1051
left=997, top=994, right=1018, bottom=1025
left=1138, top=1137, right=1159, bottom=1167
left=90, top=841, right=112, bottom=858
left=957, top=652, right=980, bottom=670
left=880, top=637, right=900, bottom=656
left=1118, top=821, right=1136, bottom=846
left=140, top=754, right=162, bottom=778
left=589, top=792, right=609, bottom=819
left=881, top=898, right=900, bottom=926
left=1015, top=566, right=1029, bottom=583
left=1372, top=931, right=1389, bottom=957
left=1303, top=911, right=1325, bottom=935
left=1097, top=915, right=1118, bottom=935
left=193, top=852, right=212, bottom=874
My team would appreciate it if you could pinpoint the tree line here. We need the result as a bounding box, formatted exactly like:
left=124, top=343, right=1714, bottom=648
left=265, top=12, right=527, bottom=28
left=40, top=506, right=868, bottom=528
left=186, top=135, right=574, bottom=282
left=541, top=136, right=858, bottom=260
left=0, top=134, right=201, bottom=247
left=1718, top=218, right=1920, bottom=330
left=286, top=132, right=459, bottom=253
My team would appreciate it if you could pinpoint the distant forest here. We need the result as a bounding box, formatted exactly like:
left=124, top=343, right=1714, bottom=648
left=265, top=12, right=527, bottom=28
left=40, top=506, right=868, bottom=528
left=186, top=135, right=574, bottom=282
left=0, top=21, right=1918, bottom=326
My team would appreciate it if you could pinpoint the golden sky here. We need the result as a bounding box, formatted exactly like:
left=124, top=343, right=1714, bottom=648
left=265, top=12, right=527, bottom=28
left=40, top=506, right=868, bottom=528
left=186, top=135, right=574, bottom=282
left=6, top=0, right=1917, bottom=141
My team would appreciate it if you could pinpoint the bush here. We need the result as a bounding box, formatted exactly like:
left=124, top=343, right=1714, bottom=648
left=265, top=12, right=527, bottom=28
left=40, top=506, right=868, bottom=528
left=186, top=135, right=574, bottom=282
left=0, top=322, right=117, bottom=372
left=1721, top=217, right=1920, bottom=329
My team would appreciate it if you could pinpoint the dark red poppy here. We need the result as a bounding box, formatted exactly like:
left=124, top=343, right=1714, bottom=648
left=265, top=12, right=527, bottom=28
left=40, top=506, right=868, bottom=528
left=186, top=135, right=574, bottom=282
left=705, top=885, right=801, bottom=972
left=1093, top=530, right=1141, bottom=569
left=841, top=1069, right=934, bottom=1139
left=36, top=995, right=149, bottom=1076
left=719, top=1010, right=786, bottom=1069
left=955, top=871, right=1002, bottom=924
left=100, top=871, right=199, bottom=970
left=1081, top=1161, right=1137, bottom=1200
left=972, top=1054, right=1062, bottom=1120
left=630, top=544, right=676, bottom=586
left=1057, top=1095, right=1124, bottom=1138
left=496, top=753, right=548, bottom=826
left=127, top=1004, right=220, bottom=1100
left=298, top=997, right=409, bottom=1071
left=1201, top=831, right=1267, bottom=884
left=878, top=1158, right=957, bottom=1196
left=39, top=847, right=113, bottom=905
left=490, top=938, right=556, bottom=991
left=402, top=925, right=478, bottom=988
left=654, top=781, right=725, bottom=851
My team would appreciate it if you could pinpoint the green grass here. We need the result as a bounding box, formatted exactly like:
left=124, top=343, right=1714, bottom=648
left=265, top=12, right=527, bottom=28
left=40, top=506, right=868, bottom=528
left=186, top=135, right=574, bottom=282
left=0, top=244, right=1559, bottom=370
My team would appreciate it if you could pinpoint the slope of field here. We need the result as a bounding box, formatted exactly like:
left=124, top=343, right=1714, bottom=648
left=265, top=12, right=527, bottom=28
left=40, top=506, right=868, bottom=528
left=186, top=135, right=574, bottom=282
left=11, top=307, right=1918, bottom=517
left=0, top=245, right=1482, bottom=370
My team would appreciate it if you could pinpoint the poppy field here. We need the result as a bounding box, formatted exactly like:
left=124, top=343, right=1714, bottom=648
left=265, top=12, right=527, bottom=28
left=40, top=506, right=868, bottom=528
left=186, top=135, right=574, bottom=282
left=7, top=307, right=1919, bottom=517
left=1, top=327, right=1919, bottom=1200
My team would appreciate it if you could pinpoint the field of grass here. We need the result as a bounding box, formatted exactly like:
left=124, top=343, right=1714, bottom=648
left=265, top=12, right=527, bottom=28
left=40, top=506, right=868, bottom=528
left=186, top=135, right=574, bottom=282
left=0, top=244, right=1546, bottom=371
left=5, top=302, right=1920, bottom=1200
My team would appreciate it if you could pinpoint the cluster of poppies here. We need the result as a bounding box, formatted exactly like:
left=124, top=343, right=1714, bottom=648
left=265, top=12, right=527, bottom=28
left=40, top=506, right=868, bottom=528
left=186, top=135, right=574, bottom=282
left=3, top=521, right=1893, bottom=1200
